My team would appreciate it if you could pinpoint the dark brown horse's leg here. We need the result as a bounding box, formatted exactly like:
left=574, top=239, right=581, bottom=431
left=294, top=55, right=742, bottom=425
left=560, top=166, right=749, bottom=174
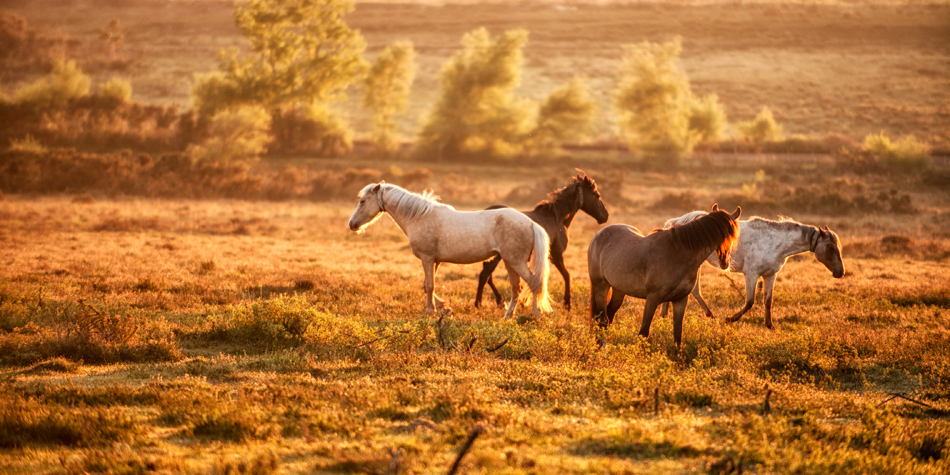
left=671, top=296, right=689, bottom=348
left=606, top=290, right=625, bottom=325
left=551, top=252, right=571, bottom=310
left=727, top=273, right=758, bottom=323
left=474, top=255, right=503, bottom=308
left=659, top=302, right=670, bottom=318
left=762, top=273, right=777, bottom=329
left=692, top=272, right=715, bottom=318
left=638, top=296, right=663, bottom=339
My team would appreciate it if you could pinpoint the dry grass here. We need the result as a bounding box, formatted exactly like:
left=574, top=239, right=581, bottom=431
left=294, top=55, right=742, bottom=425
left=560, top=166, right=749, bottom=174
left=0, top=155, right=949, bottom=472
left=3, top=1, right=948, bottom=150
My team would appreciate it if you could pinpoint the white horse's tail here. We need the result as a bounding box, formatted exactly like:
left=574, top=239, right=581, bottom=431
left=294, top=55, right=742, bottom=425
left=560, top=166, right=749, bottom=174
left=521, top=222, right=552, bottom=313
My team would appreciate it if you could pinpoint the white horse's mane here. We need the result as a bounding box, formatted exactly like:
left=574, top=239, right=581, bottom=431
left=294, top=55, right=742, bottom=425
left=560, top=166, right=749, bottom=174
left=358, top=183, right=449, bottom=221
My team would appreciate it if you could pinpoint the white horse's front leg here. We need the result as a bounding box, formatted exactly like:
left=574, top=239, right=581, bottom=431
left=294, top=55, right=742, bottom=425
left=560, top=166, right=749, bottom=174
left=421, top=258, right=437, bottom=314
left=727, top=273, right=758, bottom=323
left=762, top=273, right=777, bottom=329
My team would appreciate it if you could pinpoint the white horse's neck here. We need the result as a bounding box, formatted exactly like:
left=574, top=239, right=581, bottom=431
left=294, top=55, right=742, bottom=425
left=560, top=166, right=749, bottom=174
left=379, top=185, right=444, bottom=233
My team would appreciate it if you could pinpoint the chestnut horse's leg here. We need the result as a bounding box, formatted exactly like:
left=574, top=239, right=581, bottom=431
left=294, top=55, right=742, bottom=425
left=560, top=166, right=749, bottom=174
left=550, top=252, right=571, bottom=311
left=727, top=273, right=758, bottom=323
left=660, top=274, right=713, bottom=319
left=475, top=255, right=503, bottom=308
left=671, top=296, right=689, bottom=348
left=762, top=273, right=777, bottom=330
left=605, top=289, right=625, bottom=325
left=638, top=296, right=663, bottom=339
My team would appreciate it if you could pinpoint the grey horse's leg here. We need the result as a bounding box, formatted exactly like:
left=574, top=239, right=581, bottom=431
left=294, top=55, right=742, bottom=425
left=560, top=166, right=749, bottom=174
left=691, top=272, right=715, bottom=318
left=727, top=273, right=758, bottom=323
left=762, top=273, right=777, bottom=330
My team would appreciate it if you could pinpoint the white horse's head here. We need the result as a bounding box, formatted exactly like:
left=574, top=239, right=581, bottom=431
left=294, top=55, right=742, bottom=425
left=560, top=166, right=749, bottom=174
left=348, top=182, right=387, bottom=233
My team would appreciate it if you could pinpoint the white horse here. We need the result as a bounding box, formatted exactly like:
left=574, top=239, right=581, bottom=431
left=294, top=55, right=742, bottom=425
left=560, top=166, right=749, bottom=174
left=660, top=212, right=845, bottom=329
left=348, top=182, right=552, bottom=318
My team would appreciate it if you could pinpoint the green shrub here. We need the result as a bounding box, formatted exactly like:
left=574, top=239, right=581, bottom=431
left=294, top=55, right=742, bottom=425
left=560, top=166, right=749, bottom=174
left=863, top=132, right=932, bottom=172
left=737, top=106, right=783, bottom=144
left=363, top=41, right=416, bottom=155
left=99, top=77, right=132, bottom=102
left=187, top=106, right=271, bottom=163
left=528, top=77, right=597, bottom=153
left=269, top=104, right=352, bottom=157
left=687, top=93, right=727, bottom=144
left=12, top=59, right=90, bottom=107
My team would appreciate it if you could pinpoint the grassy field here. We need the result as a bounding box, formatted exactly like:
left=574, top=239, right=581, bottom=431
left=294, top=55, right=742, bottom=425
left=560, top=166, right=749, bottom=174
left=2, top=0, right=950, bottom=473
left=2, top=156, right=950, bottom=473
left=5, top=0, right=950, bottom=149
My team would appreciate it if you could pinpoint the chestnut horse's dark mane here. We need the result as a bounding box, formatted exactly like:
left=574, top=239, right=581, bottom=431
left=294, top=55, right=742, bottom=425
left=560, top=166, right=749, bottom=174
left=531, top=175, right=597, bottom=224
left=666, top=210, right=739, bottom=255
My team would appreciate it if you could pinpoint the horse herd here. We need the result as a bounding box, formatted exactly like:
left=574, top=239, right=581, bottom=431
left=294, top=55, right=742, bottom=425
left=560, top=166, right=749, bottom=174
left=347, top=171, right=845, bottom=347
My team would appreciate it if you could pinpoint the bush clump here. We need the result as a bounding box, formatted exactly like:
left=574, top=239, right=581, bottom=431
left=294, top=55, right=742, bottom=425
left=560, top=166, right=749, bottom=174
left=737, top=106, right=783, bottom=144
left=863, top=132, right=932, bottom=172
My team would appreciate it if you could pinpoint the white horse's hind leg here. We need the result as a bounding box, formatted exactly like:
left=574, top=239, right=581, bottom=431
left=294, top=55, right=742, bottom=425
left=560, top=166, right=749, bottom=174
left=727, top=273, right=759, bottom=323
left=502, top=261, right=522, bottom=318
left=420, top=257, right=439, bottom=314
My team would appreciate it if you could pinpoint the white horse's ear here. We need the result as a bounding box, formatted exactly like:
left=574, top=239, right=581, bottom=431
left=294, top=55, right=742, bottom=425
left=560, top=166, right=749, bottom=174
left=731, top=206, right=741, bottom=220
left=372, top=184, right=381, bottom=193
left=711, top=203, right=720, bottom=212
left=380, top=180, right=386, bottom=185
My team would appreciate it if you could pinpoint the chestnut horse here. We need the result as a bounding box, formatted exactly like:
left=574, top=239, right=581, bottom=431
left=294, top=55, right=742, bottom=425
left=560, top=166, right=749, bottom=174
left=588, top=204, right=740, bottom=347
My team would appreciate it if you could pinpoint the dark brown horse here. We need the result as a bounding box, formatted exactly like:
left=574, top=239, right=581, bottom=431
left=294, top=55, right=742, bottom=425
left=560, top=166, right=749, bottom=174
left=588, top=204, right=740, bottom=347
left=475, top=172, right=609, bottom=311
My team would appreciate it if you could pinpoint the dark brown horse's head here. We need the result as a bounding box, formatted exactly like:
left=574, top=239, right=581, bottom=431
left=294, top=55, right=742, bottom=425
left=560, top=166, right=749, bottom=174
left=574, top=169, right=609, bottom=224
left=814, top=225, right=845, bottom=278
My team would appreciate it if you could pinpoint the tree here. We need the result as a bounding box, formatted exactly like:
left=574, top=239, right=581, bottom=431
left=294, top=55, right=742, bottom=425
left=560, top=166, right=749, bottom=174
left=192, top=0, right=366, bottom=116
left=527, top=77, right=597, bottom=153
left=614, top=37, right=726, bottom=164
left=615, top=37, right=693, bottom=163
left=417, top=28, right=533, bottom=159
left=363, top=41, right=416, bottom=155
